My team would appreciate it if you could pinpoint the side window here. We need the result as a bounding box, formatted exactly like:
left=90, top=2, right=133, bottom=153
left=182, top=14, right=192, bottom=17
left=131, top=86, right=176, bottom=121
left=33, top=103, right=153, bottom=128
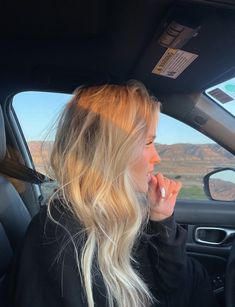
left=12, top=91, right=72, bottom=200
left=156, top=114, right=235, bottom=200
left=12, top=92, right=235, bottom=202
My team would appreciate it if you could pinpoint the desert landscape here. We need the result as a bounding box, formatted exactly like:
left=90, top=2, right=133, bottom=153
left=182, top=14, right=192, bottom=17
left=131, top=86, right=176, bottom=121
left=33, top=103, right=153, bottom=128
left=28, top=141, right=235, bottom=201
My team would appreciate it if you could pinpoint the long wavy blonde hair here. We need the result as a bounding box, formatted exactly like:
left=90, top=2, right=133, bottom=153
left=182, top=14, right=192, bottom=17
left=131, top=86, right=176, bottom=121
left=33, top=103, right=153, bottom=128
left=49, top=80, right=160, bottom=307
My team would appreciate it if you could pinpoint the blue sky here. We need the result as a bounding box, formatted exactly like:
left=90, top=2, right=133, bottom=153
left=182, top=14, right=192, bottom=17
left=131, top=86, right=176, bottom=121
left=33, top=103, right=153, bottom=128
left=13, top=91, right=213, bottom=144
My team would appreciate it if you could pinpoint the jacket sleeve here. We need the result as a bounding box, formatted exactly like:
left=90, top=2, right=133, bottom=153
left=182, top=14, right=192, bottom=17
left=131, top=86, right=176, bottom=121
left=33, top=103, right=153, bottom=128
left=134, top=214, right=188, bottom=294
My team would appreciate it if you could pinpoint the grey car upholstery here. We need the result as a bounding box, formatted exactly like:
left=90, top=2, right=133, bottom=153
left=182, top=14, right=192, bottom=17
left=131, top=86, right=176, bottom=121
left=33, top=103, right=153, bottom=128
left=0, top=106, right=31, bottom=295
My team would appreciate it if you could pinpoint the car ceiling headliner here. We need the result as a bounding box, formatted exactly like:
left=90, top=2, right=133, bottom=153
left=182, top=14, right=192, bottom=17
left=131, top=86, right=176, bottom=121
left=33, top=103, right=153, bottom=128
left=1, top=0, right=235, bottom=100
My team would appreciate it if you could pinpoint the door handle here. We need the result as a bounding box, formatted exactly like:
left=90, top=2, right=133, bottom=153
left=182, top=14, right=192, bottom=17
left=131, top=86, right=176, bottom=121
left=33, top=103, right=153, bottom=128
left=195, top=227, right=235, bottom=245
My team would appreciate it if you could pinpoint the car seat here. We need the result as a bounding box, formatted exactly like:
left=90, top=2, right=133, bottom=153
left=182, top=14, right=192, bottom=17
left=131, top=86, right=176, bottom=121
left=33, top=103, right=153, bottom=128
left=0, top=105, right=31, bottom=299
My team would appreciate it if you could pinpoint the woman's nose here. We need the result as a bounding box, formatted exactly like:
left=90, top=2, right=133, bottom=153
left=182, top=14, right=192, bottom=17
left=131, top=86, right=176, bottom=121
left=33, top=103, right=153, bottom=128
left=151, top=148, right=161, bottom=164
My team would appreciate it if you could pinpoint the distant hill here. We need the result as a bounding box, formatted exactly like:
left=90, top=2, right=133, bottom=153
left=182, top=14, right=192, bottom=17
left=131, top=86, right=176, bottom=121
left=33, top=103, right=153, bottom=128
left=157, top=143, right=235, bottom=161
left=156, top=143, right=235, bottom=187
left=28, top=141, right=235, bottom=187
left=210, top=178, right=235, bottom=201
left=28, top=141, right=53, bottom=174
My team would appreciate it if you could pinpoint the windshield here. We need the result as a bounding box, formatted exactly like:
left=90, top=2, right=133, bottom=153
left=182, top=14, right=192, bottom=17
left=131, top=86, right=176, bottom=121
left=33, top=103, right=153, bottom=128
left=205, top=76, right=235, bottom=116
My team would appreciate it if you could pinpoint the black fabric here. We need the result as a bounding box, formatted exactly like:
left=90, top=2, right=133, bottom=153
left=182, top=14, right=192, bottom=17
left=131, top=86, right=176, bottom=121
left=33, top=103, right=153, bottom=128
left=0, top=106, right=6, bottom=161
left=4, top=199, right=219, bottom=307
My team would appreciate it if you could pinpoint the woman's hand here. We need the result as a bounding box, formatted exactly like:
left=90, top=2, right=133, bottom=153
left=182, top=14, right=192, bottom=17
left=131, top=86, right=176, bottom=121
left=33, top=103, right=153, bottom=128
left=148, top=172, right=182, bottom=222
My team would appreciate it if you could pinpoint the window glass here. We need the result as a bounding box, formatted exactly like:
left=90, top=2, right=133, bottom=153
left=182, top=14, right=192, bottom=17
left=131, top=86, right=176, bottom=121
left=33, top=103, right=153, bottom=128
left=156, top=114, right=235, bottom=200
left=13, top=92, right=235, bottom=201
left=13, top=91, right=72, bottom=200
left=205, top=76, right=235, bottom=116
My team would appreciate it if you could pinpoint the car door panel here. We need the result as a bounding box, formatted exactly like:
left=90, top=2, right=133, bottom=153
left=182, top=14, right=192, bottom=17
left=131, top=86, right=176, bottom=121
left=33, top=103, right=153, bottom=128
left=175, top=201, right=235, bottom=306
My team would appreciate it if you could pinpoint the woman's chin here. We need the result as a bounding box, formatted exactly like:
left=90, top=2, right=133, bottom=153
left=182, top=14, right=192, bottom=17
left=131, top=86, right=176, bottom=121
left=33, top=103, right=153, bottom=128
left=142, top=182, right=149, bottom=193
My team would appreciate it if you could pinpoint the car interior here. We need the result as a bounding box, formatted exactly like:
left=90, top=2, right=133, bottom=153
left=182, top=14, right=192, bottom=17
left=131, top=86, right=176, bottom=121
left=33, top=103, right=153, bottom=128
left=1, top=0, right=235, bottom=306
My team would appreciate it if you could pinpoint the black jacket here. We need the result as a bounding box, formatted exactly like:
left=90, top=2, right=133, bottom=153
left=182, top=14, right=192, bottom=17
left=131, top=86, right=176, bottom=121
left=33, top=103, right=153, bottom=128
left=5, top=199, right=218, bottom=307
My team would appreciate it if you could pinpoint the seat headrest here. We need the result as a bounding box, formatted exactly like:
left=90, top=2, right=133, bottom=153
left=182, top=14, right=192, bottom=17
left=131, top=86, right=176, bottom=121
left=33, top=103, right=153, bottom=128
left=0, top=106, right=6, bottom=161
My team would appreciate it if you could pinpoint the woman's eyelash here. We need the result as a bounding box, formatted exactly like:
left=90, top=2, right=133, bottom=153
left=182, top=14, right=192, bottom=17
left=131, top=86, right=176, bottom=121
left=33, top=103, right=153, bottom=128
left=146, top=141, right=153, bottom=146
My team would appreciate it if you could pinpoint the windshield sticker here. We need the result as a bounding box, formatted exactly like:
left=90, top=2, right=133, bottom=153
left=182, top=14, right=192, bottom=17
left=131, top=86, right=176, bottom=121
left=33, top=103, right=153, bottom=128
left=152, top=48, right=198, bottom=79
left=207, top=88, right=233, bottom=104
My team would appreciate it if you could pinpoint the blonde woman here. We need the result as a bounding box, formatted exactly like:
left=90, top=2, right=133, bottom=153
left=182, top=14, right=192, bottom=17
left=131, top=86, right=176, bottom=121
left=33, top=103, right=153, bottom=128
left=7, top=81, right=218, bottom=307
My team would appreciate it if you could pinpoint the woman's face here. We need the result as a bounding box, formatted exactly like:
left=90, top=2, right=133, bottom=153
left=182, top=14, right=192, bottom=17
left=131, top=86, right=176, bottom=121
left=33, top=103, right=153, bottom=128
left=129, top=112, right=161, bottom=193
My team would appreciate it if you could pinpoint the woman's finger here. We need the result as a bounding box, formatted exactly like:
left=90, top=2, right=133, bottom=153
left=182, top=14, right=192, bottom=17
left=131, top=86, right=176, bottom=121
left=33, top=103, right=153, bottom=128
left=168, top=181, right=182, bottom=198
left=155, top=172, right=166, bottom=198
left=149, top=173, right=182, bottom=203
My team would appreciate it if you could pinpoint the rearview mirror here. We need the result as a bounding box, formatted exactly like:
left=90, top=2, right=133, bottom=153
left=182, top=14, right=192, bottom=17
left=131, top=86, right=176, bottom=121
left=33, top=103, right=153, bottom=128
left=204, top=168, right=235, bottom=202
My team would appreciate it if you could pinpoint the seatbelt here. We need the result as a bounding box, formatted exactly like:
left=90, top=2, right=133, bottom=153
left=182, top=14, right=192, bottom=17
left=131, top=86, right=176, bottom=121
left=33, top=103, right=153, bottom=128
left=0, top=157, right=52, bottom=184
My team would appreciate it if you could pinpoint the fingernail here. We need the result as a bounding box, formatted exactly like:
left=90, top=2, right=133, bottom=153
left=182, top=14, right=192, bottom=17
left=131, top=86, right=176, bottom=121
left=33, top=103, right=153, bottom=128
left=161, top=187, right=165, bottom=198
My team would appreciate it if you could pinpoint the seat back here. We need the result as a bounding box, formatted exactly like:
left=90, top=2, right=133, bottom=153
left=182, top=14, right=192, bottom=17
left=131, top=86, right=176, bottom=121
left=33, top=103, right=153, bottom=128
left=0, top=106, right=31, bottom=298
